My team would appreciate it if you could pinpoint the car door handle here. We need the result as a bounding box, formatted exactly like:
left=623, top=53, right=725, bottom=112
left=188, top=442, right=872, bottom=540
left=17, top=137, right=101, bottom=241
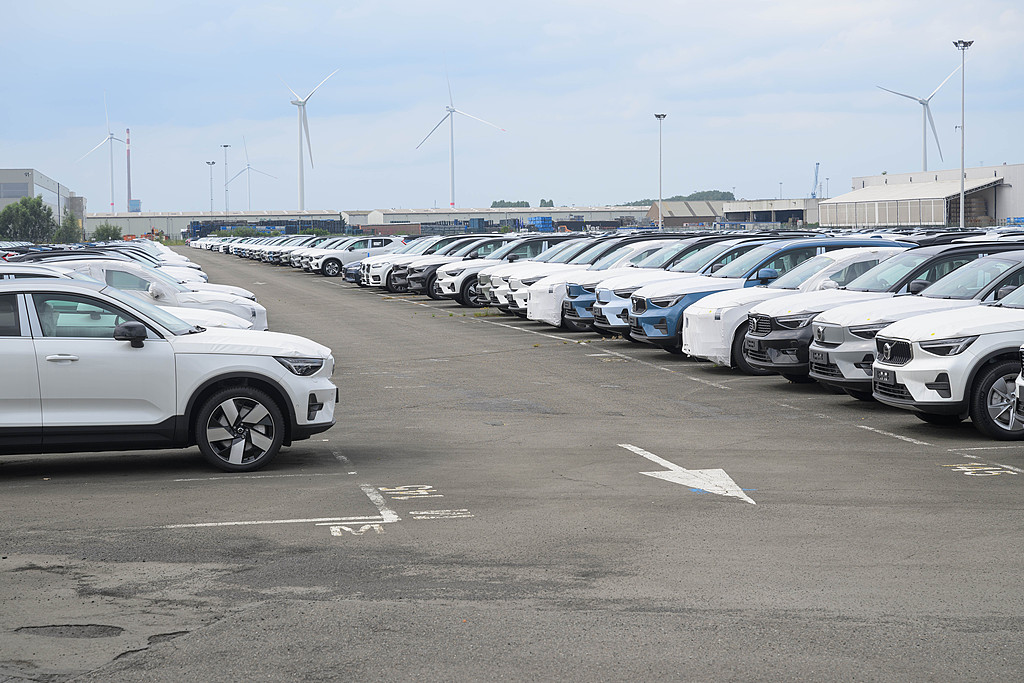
left=45, top=354, right=80, bottom=363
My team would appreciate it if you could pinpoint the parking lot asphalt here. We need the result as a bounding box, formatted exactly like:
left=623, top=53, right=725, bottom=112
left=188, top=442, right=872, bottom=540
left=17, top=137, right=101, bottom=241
left=2, top=246, right=1023, bottom=681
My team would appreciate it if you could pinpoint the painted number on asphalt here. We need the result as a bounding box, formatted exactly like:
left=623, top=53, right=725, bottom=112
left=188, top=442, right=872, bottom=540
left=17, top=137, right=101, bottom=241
left=942, top=463, right=1019, bottom=477
left=379, top=485, right=445, bottom=500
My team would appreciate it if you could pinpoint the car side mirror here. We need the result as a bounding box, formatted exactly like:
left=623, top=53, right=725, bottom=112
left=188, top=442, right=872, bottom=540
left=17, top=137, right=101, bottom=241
left=820, top=279, right=840, bottom=290
left=710, top=263, right=724, bottom=273
left=113, top=321, right=147, bottom=348
left=507, top=254, right=520, bottom=262
left=907, top=279, right=930, bottom=295
left=996, top=285, right=1017, bottom=300
left=756, top=268, right=779, bottom=283
left=147, top=283, right=163, bottom=299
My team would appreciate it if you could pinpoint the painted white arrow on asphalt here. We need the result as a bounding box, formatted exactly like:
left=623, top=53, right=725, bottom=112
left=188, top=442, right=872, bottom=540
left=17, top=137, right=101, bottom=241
left=619, top=443, right=756, bottom=505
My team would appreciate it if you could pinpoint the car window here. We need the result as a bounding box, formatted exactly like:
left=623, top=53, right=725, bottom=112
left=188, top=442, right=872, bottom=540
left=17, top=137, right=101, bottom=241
left=0, top=294, right=20, bottom=336
left=105, top=269, right=151, bottom=291
left=11, top=272, right=58, bottom=279
left=371, top=239, right=386, bottom=248
left=829, top=259, right=881, bottom=286
left=348, top=240, right=369, bottom=250
left=908, top=255, right=979, bottom=287
left=32, top=293, right=140, bottom=339
left=750, top=246, right=819, bottom=278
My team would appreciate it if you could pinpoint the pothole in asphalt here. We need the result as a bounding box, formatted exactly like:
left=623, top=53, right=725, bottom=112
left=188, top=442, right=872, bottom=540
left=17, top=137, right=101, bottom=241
left=16, top=624, right=125, bottom=638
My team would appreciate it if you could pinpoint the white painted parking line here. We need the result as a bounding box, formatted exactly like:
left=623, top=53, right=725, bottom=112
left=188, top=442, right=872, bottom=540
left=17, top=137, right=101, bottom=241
left=409, top=509, right=474, bottom=519
left=619, top=443, right=756, bottom=505
left=857, top=425, right=932, bottom=446
left=173, top=472, right=348, bottom=483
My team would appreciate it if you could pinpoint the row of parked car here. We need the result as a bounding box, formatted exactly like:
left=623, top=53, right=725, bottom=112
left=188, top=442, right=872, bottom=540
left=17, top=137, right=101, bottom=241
left=0, top=238, right=338, bottom=472
left=195, top=227, right=1024, bottom=442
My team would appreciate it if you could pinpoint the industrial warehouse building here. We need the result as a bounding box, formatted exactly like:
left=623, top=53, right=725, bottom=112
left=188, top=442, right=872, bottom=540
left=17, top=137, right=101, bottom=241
left=819, top=163, right=1024, bottom=228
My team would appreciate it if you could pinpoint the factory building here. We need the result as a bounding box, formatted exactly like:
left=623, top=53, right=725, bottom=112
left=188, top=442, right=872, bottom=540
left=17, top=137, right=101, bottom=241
left=820, top=164, right=1024, bottom=228
left=0, top=169, right=85, bottom=225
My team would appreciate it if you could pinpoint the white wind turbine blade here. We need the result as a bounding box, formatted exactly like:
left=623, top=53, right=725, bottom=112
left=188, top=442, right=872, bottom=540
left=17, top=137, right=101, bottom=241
left=303, top=68, right=339, bottom=100
left=452, top=108, right=506, bottom=132
left=250, top=167, right=277, bottom=179
left=926, top=64, right=962, bottom=102
left=227, top=167, right=248, bottom=184
left=78, top=135, right=110, bottom=162
left=281, top=78, right=302, bottom=100
left=877, top=85, right=924, bottom=104
left=925, top=104, right=944, bottom=162
left=243, top=136, right=251, bottom=165
left=416, top=113, right=452, bottom=149
left=301, top=106, right=314, bottom=167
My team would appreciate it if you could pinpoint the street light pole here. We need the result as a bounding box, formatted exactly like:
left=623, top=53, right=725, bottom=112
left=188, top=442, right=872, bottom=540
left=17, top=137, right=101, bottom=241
left=655, top=113, right=666, bottom=230
left=779, top=182, right=783, bottom=199
left=221, top=144, right=231, bottom=212
left=954, top=39, right=973, bottom=229
left=825, top=177, right=830, bottom=198
left=206, top=161, right=216, bottom=213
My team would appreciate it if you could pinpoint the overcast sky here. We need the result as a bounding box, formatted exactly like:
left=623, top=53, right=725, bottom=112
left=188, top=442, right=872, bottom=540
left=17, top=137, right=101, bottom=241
left=4, top=1, right=1022, bottom=214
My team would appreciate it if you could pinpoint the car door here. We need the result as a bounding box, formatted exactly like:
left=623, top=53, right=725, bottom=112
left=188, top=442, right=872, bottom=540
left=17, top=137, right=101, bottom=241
left=0, top=293, right=42, bottom=449
left=29, top=291, right=177, bottom=435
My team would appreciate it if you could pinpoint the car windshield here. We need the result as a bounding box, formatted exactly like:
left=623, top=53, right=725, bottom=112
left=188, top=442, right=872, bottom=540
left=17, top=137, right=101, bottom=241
left=667, top=242, right=740, bottom=273
left=921, top=257, right=1016, bottom=299
left=389, top=239, right=429, bottom=255
left=711, top=243, right=788, bottom=278
left=634, top=241, right=702, bottom=268
left=994, top=279, right=1024, bottom=308
left=544, top=239, right=597, bottom=263
left=100, top=285, right=196, bottom=335
left=566, top=240, right=620, bottom=265
left=451, top=239, right=496, bottom=257
left=844, top=251, right=933, bottom=292
left=486, top=240, right=528, bottom=260
left=768, top=254, right=835, bottom=289
left=591, top=241, right=678, bottom=271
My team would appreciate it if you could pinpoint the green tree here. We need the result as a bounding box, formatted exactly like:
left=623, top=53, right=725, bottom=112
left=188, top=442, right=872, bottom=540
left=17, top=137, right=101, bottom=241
left=91, top=222, right=122, bottom=241
left=53, top=208, right=83, bottom=243
left=491, top=200, right=530, bottom=208
left=0, top=196, right=56, bottom=242
left=539, top=199, right=554, bottom=207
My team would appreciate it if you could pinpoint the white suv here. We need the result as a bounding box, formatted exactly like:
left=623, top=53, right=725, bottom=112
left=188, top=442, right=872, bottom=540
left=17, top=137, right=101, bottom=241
left=0, top=280, right=336, bottom=471
left=872, top=287, right=1024, bottom=439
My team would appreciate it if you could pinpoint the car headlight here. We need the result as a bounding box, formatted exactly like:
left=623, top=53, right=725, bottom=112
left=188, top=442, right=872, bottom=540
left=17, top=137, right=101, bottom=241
left=519, top=277, right=542, bottom=287
left=650, top=295, right=685, bottom=308
left=275, top=356, right=325, bottom=376
left=775, top=312, right=818, bottom=329
left=849, top=322, right=890, bottom=339
left=613, top=287, right=638, bottom=298
left=918, top=335, right=978, bottom=356
left=445, top=268, right=465, bottom=277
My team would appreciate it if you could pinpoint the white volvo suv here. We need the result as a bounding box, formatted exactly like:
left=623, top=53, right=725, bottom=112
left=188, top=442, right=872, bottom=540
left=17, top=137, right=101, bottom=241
left=0, top=280, right=337, bottom=471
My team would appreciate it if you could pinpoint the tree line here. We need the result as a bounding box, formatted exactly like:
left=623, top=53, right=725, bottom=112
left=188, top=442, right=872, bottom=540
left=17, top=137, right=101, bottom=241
left=0, top=196, right=122, bottom=243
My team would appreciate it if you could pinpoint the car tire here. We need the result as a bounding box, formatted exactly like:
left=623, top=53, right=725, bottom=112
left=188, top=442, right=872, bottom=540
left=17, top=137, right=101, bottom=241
left=461, top=276, right=485, bottom=308
left=781, top=373, right=815, bottom=384
left=195, top=386, right=285, bottom=472
left=731, top=329, right=773, bottom=376
left=426, top=274, right=443, bottom=300
left=322, top=259, right=342, bottom=277
left=385, top=272, right=407, bottom=293
left=968, top=359, right=1024, bottom=440
left=915, top=412, right=964, bottom=426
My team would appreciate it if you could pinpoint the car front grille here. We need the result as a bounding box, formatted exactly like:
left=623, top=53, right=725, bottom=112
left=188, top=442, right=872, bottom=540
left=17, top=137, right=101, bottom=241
left=810, top=361, right=844, bottom=378
left=873, top=380, right=913, bottom=401
left=745, top=346, right=770, bottom=363
left=747, top=314, right=771, bottom=336
left=631, top=297, right=647, bottom=314
left=875, top=338, right=912, bottom=366
left=593, top=311, right=610, bottom=325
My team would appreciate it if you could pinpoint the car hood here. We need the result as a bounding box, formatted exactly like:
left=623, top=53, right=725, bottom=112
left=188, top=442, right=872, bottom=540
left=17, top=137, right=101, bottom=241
left=406, top=255, right=462, bottom=269
left=881, top=304, right=1024, bottom=341
left=577, top=266, right=648, bottom=288
left=175, top=290, right=251, bottom=305
left=161, top=305, right=252, bottom=329
left=635, top=275, right=748, bottom=299
left=170, top=327, right=331, bottom=357
left=593, top=270, right=701, bottom=292
left=692, top=286, right=791, bottom=310
left=814, top=295, right=979, bottom=327
left=190, top=282, right=255, bottom=299
left=439, top=259, right=500, bottom=275
left=749, top=289, right=888, bottom=317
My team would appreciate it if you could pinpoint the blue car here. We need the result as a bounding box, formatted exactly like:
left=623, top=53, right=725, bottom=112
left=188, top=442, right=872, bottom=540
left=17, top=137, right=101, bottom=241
left=628, top=237, right=911, bottom=354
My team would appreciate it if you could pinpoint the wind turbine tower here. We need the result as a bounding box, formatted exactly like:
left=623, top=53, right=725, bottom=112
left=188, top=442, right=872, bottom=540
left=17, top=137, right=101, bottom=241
left=227, top=137, right=278, bottom=212
left=416, top=79, right=505, bottom=208
left=878, top=65, right=961, bottom=172
left=283, top=69, right=338, bottom=210
left=78, top=96, right=124, bottom=213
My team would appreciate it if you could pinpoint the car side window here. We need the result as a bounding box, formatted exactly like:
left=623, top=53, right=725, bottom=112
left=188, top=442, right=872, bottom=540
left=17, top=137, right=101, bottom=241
left=757, top=247, right=818, bottom=276
left=829, top=259, right=880, bottom=286
left=910, top=255, right=978, bottom=285
left=32, top=293, right=138, bottom=339
left=984, top=267, right=1024, bottom=301
left=370, top=239, right=386, bottom=248
left=105, top=269, right=151, bottom=291
left=348, top=240, right=368, bottom=250
left=0, top=294, right=20, bottom=336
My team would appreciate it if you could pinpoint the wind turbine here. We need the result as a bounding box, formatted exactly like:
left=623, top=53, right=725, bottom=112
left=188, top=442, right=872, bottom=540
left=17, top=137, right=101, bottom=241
left=282, top=69, right=338, bottom=210
left=878, top=65, right=960, bottom=172
left=416, top=78, right=505, bottom=208
left=227, top=137, right=277, bottom=212
left=78, top=95, right=124, bottom=213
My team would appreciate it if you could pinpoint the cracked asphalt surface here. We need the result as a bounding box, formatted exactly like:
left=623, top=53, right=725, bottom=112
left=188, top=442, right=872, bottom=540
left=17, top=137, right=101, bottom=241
left=1, top=245, right=1022, bottom=681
